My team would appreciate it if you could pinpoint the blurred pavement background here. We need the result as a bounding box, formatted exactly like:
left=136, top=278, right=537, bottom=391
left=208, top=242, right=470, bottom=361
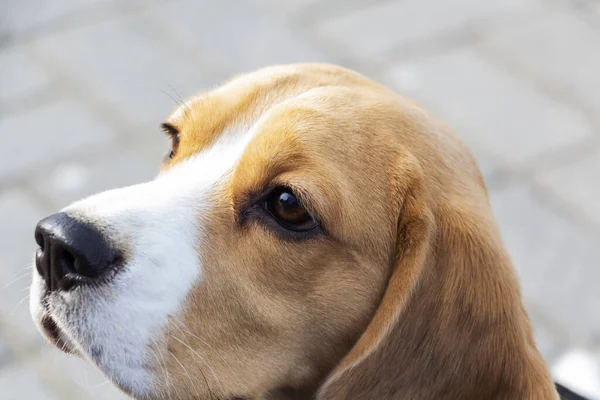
left=1, top=0, right=599, bottom=398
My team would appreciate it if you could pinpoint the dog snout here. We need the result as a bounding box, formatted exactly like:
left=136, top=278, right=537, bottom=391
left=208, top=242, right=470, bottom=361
left=34, top=212, right=121, bottom=291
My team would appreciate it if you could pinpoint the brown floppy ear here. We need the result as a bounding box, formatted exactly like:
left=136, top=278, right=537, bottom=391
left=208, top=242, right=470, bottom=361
left=317, top=152, right=434, bottom=399
left=316, top=150, right=557, bottom=399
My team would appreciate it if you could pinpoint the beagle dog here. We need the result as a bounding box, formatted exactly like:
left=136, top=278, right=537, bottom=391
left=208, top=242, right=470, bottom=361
left=30, top=64, right=562, bottom=399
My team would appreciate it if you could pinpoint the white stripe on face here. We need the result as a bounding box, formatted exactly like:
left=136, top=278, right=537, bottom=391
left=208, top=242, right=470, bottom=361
left=30, top=129, right=254, bottom=398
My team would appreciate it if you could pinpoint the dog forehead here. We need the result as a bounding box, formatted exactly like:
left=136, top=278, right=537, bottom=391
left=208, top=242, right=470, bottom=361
left=164, top=64, right=388, bottom=158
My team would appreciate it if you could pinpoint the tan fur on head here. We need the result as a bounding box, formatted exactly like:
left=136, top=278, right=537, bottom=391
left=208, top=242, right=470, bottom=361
left=154, top=64, right=557, bottom=399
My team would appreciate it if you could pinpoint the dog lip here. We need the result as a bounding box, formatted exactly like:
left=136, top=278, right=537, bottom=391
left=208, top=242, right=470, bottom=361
left=40, top=316, right=76, bottom=355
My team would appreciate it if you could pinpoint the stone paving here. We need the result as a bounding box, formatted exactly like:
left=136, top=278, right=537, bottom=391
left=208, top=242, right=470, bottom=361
left=0, top=0, right=599, bottom=398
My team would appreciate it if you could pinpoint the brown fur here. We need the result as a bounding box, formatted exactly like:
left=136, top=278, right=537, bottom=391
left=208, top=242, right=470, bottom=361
left=151, top=64, right=557, bottom=400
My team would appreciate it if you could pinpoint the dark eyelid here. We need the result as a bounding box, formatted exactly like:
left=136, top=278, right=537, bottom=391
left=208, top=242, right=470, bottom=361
left=160, top=122, right=180, bottom=138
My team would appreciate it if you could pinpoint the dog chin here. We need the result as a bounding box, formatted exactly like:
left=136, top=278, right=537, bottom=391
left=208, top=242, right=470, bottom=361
left=29, top=271, right=155, bottom=399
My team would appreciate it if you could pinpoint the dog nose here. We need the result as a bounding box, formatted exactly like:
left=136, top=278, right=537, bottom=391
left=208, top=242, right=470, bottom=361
left=34, top=212, right=120, bottom=291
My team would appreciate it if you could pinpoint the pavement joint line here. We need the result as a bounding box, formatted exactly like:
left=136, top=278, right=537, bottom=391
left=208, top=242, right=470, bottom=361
left=288, top=0, right=394, bottom=27
left=0, top=84, right=63, bottom=120
left=483, top=156, right=600, bottom=243
left=130, top=6, right=230, bottom=81
left=486, top=140, right=600, bottom=238
left=1, top=0, right=174, bottom=50
left=24, top=46, right=145, bottom=147
left=446, top=134, right=600, bottom=191
left=379, top=21, right=498, bottom=68
left=511, top=136, right=600, bottom=176
left=341, top=5, right=559, bottom=69
left=476, top=23, right=600, bottom=132
left=288, top=17, right=384, bottom=83
left=0, top=136, right=117, bottom=194
left=530, top=178, right=600, bottom=238
left=22, top=146, right=164, bottom=211
left=531, top=137, right=600, bottom=173
left=3, top=130, right=165, bottom=210
left=528, top=177, right=600, bottom=239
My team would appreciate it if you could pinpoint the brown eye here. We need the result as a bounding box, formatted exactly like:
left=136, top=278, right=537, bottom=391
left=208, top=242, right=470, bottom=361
left=265, top=188, right=317, bottom=231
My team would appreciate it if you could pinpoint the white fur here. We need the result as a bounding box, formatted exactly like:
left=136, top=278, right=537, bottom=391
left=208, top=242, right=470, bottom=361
left=30, top=128, right=254, bottom=397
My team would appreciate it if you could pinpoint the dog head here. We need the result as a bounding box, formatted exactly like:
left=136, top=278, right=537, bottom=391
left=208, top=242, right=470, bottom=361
left=30, top=64, right=556, bottom=399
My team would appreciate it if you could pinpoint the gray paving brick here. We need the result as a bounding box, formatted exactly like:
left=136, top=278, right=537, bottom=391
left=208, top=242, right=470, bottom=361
left=29, top=16, right=215, bottom=135
left=258, top=0, right=373, bottom=20
left=385, top=48, right=593, bottom=164
left=0, top=47, right=50, bottom=105
left=537, top=150, right=600, bottom=226
left=0, top=190, right=49, bottom=348
left=0, top=364, right=59, bottom=400
left=32, top=146, right=163, bottom=208
left=140, top=0, right=332, bottom=75
left=258, top=0, right=327, bottom=14
left=0, top=100, right=116, bottom=184
left=2, top=0, right=118, bottom=35
left=36, top=347, right=129, bottom=400
left=485, top=12, right=600, bottom=113
left=490, top=184, right=600, bottom=339
left=314, top=0, right=547, bottom=60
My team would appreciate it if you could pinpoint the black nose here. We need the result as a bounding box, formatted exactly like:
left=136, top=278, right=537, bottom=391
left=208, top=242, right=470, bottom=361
left=34, top=213, right=121, bottom=291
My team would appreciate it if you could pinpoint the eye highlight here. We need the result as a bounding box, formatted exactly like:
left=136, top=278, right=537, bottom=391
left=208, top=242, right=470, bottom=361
left=161, top=122, right=180, bottom=160
left=264, top=187, right=317, bottom=232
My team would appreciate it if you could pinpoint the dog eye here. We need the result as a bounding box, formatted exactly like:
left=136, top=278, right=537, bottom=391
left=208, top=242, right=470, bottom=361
left=168, top=146, right=177, bottom=159
left=161, top=123, right=180, bottom=160
left=265, top=188, right=316, bottom=231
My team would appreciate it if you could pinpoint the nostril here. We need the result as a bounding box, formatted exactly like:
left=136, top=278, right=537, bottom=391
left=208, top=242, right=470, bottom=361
left=35, top=228, right=45, bottom=251
left=54, top=246, right=76, bottom=276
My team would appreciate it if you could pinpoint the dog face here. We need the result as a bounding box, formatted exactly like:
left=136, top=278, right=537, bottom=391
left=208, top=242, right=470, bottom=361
left=30, top=64, right=558, bottom=400
left=30, top=65, right=408, bottom=399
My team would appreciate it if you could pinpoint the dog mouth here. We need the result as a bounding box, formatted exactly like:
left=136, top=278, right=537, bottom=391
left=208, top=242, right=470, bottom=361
left=40, top=315, right=77, bottom=355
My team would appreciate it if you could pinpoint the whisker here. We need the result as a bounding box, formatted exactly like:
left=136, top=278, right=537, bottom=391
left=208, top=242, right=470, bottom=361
left=171, top=326, right=226, bottom=395
left=1, top=271, right=32, bottom=291
left=167, top=85, right=184, bottom=107
left=159, top=88, right=182, bottom=108
left=167, top=85, right=191, bottom=119
left=170, top=349, right=202, bottom=396
left=170, top=334, right=222, bottom=397
left=176, top=323, right=243, bottom=387
left=90, top=380, right=110, bottom=388
left=10, top=294, right=30, bottom=315
left=148, top=347, right=169, bottom=400
left=151, top=336, right=173, bottom=400
left=81, top=368, right=110, bottom=390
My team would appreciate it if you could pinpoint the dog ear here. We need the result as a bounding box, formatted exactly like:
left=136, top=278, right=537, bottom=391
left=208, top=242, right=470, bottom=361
left=316, top=152, right=434, bottom=399
left=316, top=150, right=558, bottom=399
